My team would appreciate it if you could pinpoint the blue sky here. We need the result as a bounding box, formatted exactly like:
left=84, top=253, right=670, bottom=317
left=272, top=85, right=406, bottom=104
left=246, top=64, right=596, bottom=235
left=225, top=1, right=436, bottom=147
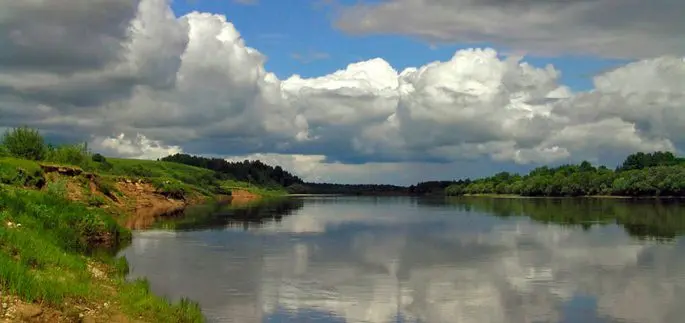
left=5, top=0, right=680, bottom=185
left=171, top=0, right=630, bottom=92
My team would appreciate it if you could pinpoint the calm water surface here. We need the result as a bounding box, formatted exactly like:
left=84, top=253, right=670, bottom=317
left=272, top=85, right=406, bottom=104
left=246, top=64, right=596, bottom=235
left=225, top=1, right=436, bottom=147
left=120, top=196, right=685, bottom=323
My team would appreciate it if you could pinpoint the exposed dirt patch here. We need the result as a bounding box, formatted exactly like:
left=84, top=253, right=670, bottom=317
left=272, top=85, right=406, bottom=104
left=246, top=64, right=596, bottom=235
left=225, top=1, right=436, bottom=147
left=38, top=164, right=83, bottom=177
left=115, top=181, right=187, bottom=230
left=42, top=170, right=87, bottom=202
left=230, top=189, right=260, bottom=206
left=1, top=295, right=60, bottom=323
left=1, top=294, right=148, bottom=323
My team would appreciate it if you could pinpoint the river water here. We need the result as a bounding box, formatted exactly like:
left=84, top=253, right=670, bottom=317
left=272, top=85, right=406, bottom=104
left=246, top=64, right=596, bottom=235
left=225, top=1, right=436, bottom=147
left=120, top=196, right=685, bottom=323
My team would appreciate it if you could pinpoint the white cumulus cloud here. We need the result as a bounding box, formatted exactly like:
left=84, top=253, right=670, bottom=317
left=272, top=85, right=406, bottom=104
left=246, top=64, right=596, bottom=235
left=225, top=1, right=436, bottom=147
left=0, top=0, right=685, bottom=183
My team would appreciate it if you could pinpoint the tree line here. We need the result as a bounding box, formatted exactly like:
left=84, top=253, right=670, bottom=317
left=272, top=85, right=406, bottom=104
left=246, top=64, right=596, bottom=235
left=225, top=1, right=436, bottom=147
left=162, top=151, right=685, bottom=197
left=445, top=151, right=685, bottom=197
left=161, top=153, right=410, bottom=195
left=160, top=153, right=304, bottom=188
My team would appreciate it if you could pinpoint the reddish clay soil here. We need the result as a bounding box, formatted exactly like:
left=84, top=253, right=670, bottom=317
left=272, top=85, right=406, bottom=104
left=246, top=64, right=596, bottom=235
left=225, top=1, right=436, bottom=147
left=115, top=181, right=187, bottom=230
left=229, top=189, right=260, bottom=206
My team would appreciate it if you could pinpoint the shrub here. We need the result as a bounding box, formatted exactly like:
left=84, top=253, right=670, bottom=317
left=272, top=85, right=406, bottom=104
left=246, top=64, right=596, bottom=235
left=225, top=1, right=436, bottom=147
left=92, top=153, right=106, bottom=163
left=2, top=126, right=47, bottom=161
left=152, top=178, right=187, bottom=200
left=92, top=154, right=114, bottom=172
left=46, top=144, right=90, bottom=167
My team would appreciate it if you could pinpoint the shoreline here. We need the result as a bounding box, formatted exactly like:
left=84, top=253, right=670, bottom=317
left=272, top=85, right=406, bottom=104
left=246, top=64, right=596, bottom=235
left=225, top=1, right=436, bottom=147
left=1, top=158, right=283, bottom=322
left=452, top=193, right=685, bottom=199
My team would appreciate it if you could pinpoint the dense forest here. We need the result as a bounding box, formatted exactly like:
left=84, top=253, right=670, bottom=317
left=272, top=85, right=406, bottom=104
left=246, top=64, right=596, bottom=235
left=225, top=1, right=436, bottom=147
left=162, top=151, right=685, bottom=197
left=161, top=153, right=410, bottom=195
left=445, top=151, right=685, bottom=197
left=160, top=153, right=304, bottom=188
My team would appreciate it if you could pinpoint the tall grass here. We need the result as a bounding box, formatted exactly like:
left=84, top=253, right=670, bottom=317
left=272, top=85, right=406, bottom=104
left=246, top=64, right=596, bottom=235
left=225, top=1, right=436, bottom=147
left=0, top=187, right=104, bottom=304
left=0, top=127, right=209, bottom=321
left=0, top=185, right=205, bottom=321
left=45, top=143, right=95, bottom=169
left=0, top=157, right=46, bottom=187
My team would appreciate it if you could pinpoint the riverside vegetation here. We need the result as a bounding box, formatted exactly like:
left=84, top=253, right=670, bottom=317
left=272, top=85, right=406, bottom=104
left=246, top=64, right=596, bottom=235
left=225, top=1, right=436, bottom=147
left=0, top=126, right=286, bottom=322
left=161, top=149, right=685, bottom=197
left=444, top=151, right=685, bottom=197
left=4, top=125, right=685, bottom=321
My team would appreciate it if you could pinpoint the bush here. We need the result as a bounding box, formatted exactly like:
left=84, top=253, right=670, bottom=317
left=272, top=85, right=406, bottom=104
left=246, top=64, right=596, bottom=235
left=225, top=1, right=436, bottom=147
left=46, top=144, right=90, bottom=167
left=92, top=153, right=114, bottom=172
left=2, top=126, right=47, bottom=161
left=92, top=153, right=106, bottom=163
left=152, top=178, right=187, bottom=200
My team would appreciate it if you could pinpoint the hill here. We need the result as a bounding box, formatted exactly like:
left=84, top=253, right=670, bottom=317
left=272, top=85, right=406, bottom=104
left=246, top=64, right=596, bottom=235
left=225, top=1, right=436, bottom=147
left=0, top=126, right=287, bottom=322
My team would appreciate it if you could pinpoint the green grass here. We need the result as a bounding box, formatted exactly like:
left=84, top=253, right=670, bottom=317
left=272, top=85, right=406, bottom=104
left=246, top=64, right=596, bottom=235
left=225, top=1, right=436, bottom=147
left=94, top=176, right=121, bottom=198
left=0, top=157, right=46, bottom=188
left=0, top=186, right=112, bottom=304
left=220, top=179, right=287, bottom=197
left=117, top=278, right=204, bottom=323
left=102, top=158, right=221, bottom=198
left=45, top=144, right=96, bottom=170
left=98, top=158, right=287, bottom=199
left=0, top=185, right=205, bottom=322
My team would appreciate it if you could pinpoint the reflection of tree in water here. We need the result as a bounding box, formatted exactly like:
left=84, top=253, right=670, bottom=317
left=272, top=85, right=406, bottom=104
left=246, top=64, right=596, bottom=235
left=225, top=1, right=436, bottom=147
left=442, top=197, right=685, bottom=241
left=154, top=198, right=305, bottom=231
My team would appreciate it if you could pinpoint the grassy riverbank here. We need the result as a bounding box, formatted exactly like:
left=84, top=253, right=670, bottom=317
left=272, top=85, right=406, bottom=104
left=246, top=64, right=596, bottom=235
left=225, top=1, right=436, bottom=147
left=0, top=174, right=204, bottom=322
left=0, top=154, right=282, bottom=321
left=0, top=127, right=287, bottom=322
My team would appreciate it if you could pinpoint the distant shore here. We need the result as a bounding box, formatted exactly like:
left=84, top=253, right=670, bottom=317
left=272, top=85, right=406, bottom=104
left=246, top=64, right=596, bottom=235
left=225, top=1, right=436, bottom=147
left=455, top=193, right=685, bottom=199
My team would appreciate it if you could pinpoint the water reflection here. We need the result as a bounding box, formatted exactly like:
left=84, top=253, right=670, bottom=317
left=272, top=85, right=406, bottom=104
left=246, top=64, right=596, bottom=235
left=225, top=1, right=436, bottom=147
left=121, top=196, right=685, bottom=323
left=442, top=197, right=685, bottom=240
left=153, top=198, right=305, bottom=231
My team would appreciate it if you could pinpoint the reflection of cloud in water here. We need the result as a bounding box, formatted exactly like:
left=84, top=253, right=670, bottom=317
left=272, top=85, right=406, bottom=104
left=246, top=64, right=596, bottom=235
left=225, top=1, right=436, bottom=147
left=258, top=198, right=449, bottom=234
left=121, top=198, right=685, bottom=323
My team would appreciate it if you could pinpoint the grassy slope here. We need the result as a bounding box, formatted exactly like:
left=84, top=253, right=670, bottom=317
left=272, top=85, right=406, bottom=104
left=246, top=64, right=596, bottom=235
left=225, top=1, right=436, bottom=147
left=0, top=155, right=287, bottom=322
left=219, top=179, right=287, bottom=197
left=102, top=158, right=286, bottom=198
left=1, top=157, right=206, bottom=322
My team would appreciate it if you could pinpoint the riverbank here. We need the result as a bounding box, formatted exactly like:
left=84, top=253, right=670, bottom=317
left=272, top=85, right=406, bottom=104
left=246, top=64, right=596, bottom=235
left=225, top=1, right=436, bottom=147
left=453, top=193, right=685, bottom=199
left=0, top=156, right=281, bottom=322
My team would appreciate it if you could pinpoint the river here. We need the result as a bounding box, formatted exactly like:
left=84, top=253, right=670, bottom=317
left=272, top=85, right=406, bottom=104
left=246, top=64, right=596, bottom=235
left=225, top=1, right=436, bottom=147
left=119, top=196, right=685, bottom=323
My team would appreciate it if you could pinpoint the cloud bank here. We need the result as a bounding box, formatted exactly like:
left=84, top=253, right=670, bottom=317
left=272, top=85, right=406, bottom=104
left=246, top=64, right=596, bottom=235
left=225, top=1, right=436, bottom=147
left=1, top=0, right=684, bottom=183
left=334, top=0, right=685, bottom=59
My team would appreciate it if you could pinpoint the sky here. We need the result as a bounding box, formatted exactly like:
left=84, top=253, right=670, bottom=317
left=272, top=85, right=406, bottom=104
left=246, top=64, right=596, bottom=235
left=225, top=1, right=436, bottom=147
left=1, top=0, right=684, bottom=185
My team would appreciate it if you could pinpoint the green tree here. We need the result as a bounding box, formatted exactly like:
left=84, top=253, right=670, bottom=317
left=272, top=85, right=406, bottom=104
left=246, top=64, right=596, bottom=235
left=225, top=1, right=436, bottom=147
left=2, top=126, right=47, bottom=161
